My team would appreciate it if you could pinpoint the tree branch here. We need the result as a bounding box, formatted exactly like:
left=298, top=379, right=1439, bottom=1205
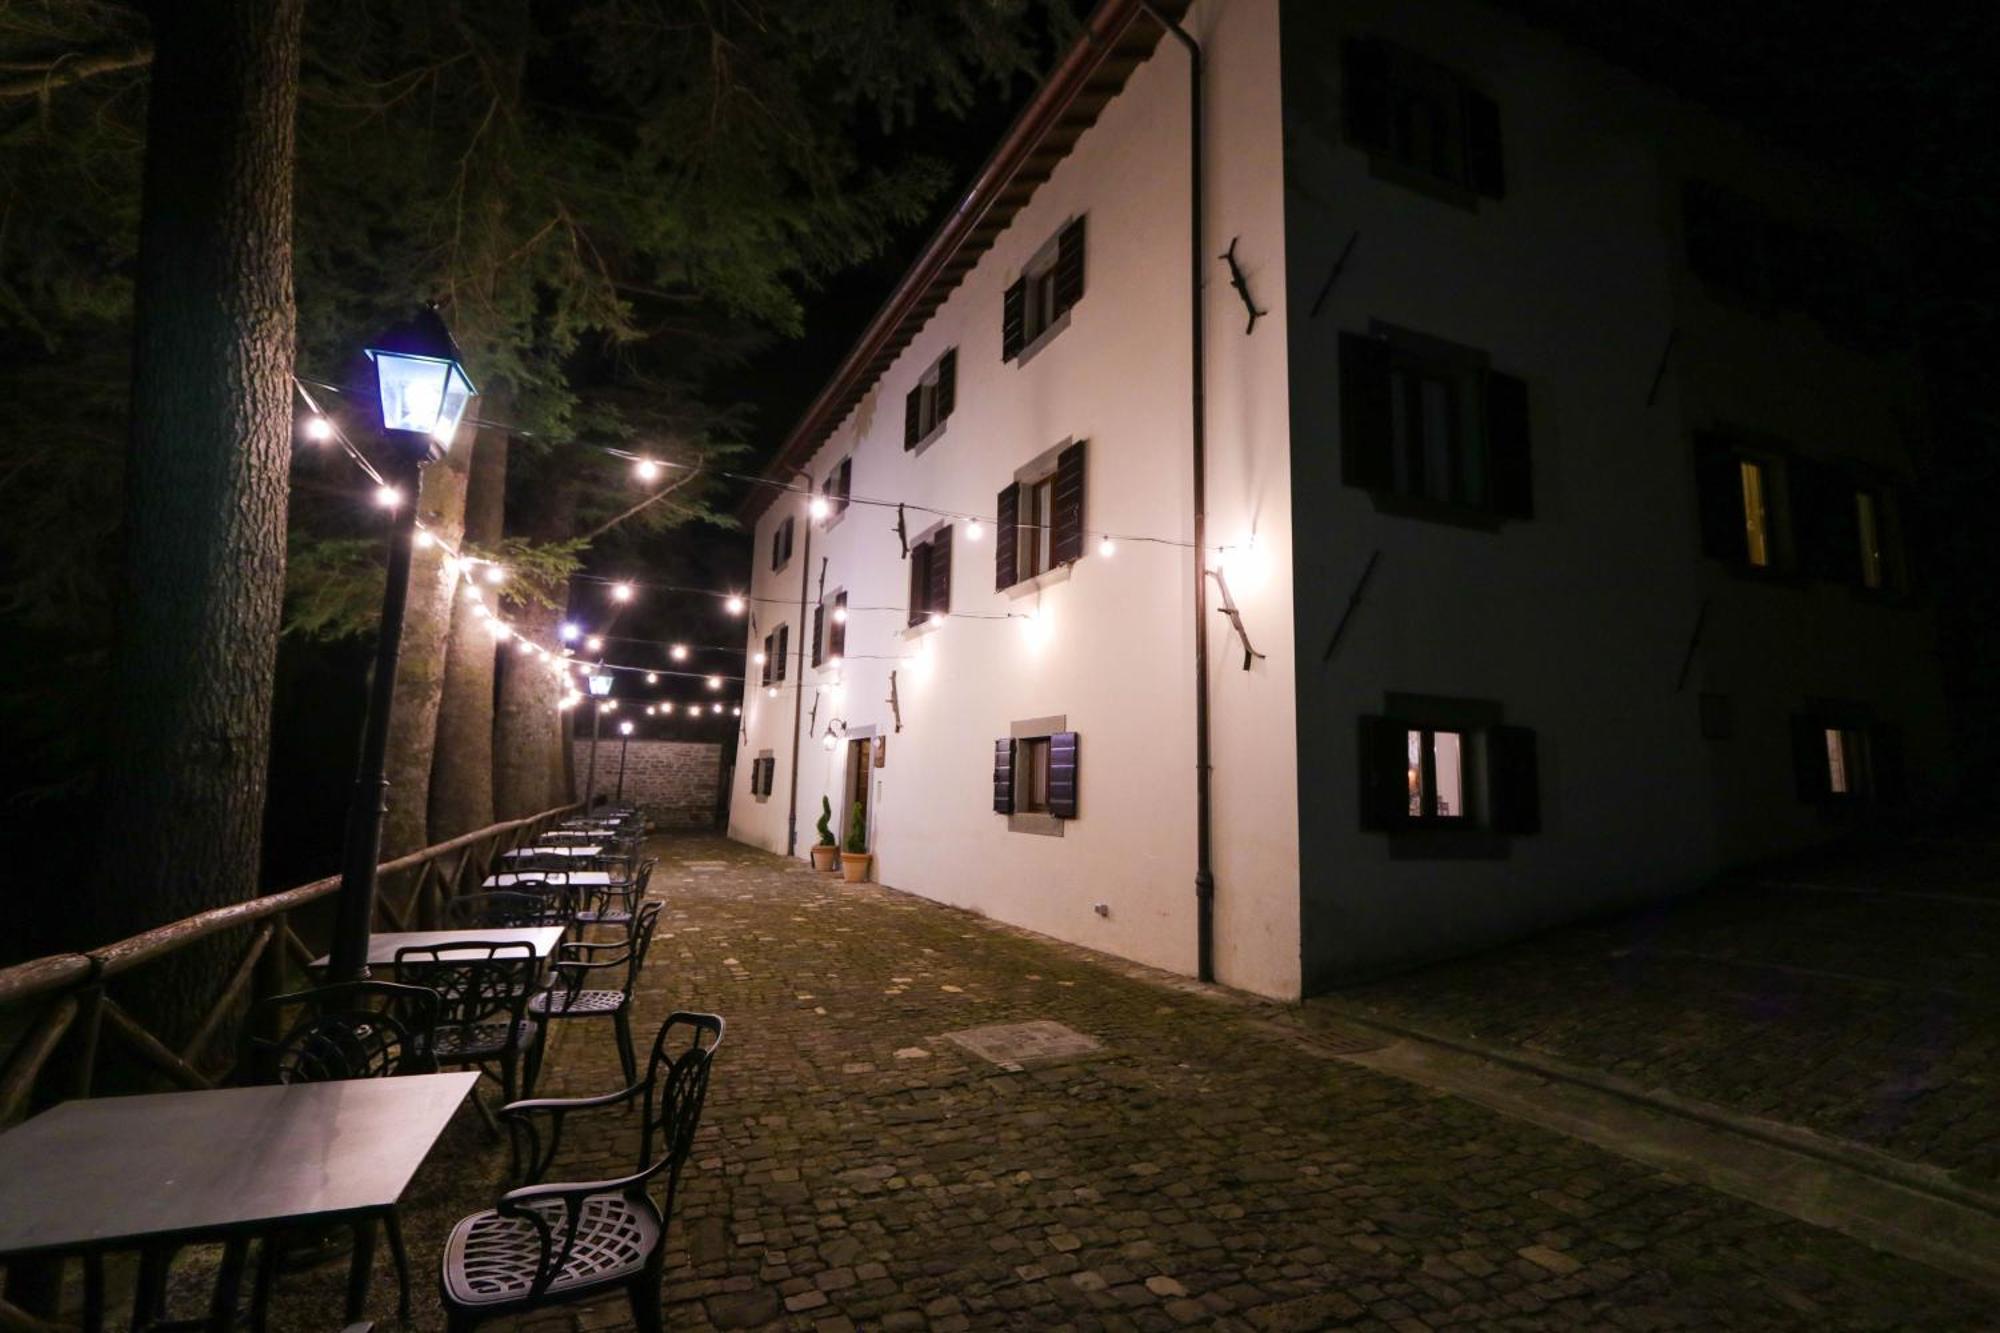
left=0, top=46, right=152, bottom=100
left=578, top=464, right=701, bottom=543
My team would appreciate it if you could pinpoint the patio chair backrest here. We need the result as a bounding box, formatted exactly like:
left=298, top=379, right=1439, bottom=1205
left=394, top=941, right=539, bottom=1034
left=634, top=1012, right=724, bottom=1198
left=448, top=887, right=575, bottom=929
left=247, top=980, right=440, bottom=1084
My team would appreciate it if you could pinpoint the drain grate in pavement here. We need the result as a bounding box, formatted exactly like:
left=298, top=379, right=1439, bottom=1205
left=1303, top=1026, right=1390, bottom=1056
left=941, top=1020, right=1102, bottom=1071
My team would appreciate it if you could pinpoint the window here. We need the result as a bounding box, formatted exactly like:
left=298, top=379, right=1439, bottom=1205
left=1740, top=459, right=1772, bottom=568
left=997, top=441, right=1087, bottom=590
left=1825, top=727, right=1865, bottom=795
left=1792, top=708, right=1904, bottom=807
left=906, top=526, right=953, bottom=626
left=760, top=632, right=773, bottom=687
left=1857, top=491, right=1885, bottom=590
left=994, top=727, right=1079, bottom=828
left=1342, top=36, right=1504, bottom=201
left=772, top=624, right=788, bottom=682
left=814, top=590, right=847, bottom=668
left=1002, top=217, right=1086, bottom=362
left=770, top=516, right=795, bottom=571
left=1358, top=705, right=1538, bottom=839
left=822, top=458, right=851, bottom=520
left=904, top=349, right=958, bottom=450
left=1694, top=433, right=1789, bottom=572
left=1340, top=331, right=1532, bottom=520
left=1790, top=458, right=1907, bottom=592
left=749, top=753, right=775, bottom=801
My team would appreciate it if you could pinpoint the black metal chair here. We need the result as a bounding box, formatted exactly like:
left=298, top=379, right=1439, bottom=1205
left=394, top=941, right=542, bottom=1128
left=447, top=885, right=578, bottom=930
left=573, top=858, right=655, bottom=934
left=439, top=1013, right=723, bottom=1333
left=524, top=901, right=662, bottom=1095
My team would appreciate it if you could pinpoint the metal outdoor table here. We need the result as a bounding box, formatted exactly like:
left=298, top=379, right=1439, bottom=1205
left=481, top=870, right=614, bottom=891
left=498, top=844, right=603, bottom=863
left=308, top=925, right=567, bottom=970
left=0, top=1072, right=478, bottom=1329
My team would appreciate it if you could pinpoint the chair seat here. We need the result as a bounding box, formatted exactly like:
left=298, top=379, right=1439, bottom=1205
left=528, top=989, right=625, bottom=1018
left=434, top=1019, right=537, bottom=1062
left=572, top=909, right=632, bottom=926
left=443, top=1192, right=660, bottom=1307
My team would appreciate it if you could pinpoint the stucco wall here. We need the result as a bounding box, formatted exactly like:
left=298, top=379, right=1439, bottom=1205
left=729, top=0, right=1302, bottom=999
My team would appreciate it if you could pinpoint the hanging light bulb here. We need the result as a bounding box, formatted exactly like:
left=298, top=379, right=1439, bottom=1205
left=414, top=530, right=435, bottom=550
left=610, top=582, right=634, bottom=603
left=809, top=496, right=830, bottom=520
left=831, top=606, right=848, bottom=623
left=823, top=733, right=837, bottom=751
left=828, top=656, right=842, bottom=669
left=585, top=636, right=603, bottom=653
left=706, top=675, right=722, bottom=690
left=663, top=701, right=676, bottom=715
left=670, top=644, right=689, bottom=662
left=725, top=595, right=745, bottom=615
left=516, top=640, right=534, bottom=654
left=711, top=702, right=723, bottom=715
left=766, top=686, right=778, bottom=698
left=966, top=519, right=983, bottom=541
left=483, top=565, right=505, bottom=586
left=645, top=672, right=659, bottom=685
left=303, top=416, right=334, bottom=443
left=374, top=485, right=402, bottom=509
left=560, top=622, right=581, bottom=642
left=928, top=613, right=945, bottom=628
left=731, top=706, right=742, bottom=717
left=1098, top=535, right=1116, bottom=558
left=633, top=458, right=662, bottom=483
left=490, top=621, right=512, bottom=640
left=752, top=651, right=767, bottom=666
left=645, top=704, right=657, bottom=716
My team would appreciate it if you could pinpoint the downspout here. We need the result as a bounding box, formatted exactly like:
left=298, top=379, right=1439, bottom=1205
left=786, top=477, right=813, bottom=858
left=1141, top=1, right=1214, bottom=983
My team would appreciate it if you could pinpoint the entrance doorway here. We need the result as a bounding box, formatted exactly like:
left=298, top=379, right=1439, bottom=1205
left=844, top=738, right=872, bottom=851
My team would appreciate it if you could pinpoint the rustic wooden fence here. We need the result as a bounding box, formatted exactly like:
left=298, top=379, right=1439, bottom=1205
left=0, top=803, right=576, bottom=1126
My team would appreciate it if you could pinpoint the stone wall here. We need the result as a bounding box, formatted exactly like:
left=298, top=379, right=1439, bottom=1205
left=573, top=738, right=726, bottom=829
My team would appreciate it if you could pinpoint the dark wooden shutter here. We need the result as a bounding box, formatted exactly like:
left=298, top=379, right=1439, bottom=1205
left=904, top=385, right=922, bottom=448
left=1486, top=726, right=1541, bottom=834
left=1693, top=432, right=1748, bottom=563
left=836, top=458, right=852, bottom=511
left=936, top=348, right=957, bottom=422
left=1051, top=441, right=1087, bottom=565
left=1356, top=715, right=1408, bottom=830
left=770, top=525, right=781, bottom=570
left=760, top=634, right=773, bottom=686
left=1485, top=371, right=1532, bottom=518
left=928, top=525, right=952, bottom=615
left=774, top=625, right=788, bottom=682
left=1464, top=88, right=1505, bottom=197
left=1339, top=333, right=1395, bottom=491
left=1791, top=460, right=1858, bottom=583
left=1341, top=37, right=1392, bottom=152
left=830, top=593, right=847, bottom=659
left=907, top=539, right=928, bottom=627
left=1002, top=280, right=1026, bottom=361
left=1791, top=714, right=1830, bottom=803
left=1869, top=722, right=1906, bottom=805
left=811, top=602, right=825, bottom=668
left=995, top=483, right=1020, bottom=590
left=1054, top=216, right=1086, bottom=315
left=1047, top=731, right=1080, bottom=819
left=993, top=739, right=1016, bottom=813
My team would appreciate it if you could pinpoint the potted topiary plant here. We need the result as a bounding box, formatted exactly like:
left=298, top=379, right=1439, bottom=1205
left=840, top=800, right=873, bottom=882
left=811, top=796, right=839, bottom=871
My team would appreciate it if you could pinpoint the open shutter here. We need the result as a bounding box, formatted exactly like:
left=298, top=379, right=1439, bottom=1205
left=1486, top=726, right=1541, bottom=834
left=1356, top=715, right=1408, bottom=830
left=1054, top=216, right=1087, bottom=315
left=1002, top=280, right=1027, bottom=361
left=811, top=603, right=825, bottom=668
left=1791, top=714, right=1830, bottom=803
left=907, top=540, right=928, bottom=628
left=936, top=349, right=957, bottom=423
left=1341, top=36, right=1392, bottom=152
left=836, top=458, right=852, bottom=512
left=1464, top=88, right=1505, bottom=198
left=929, top=525, right=953, bottom=616
left=1693, top=433, right=1748, bottom=563
left=774, top=625, right=788, bottom=682
left=1485, top=371, right=1532, bottom=518
left=1047, top=731, right=1080, bottom=819
left=904, top=385, right=922, bottom=448
left=760, top=634, right=772, bottom=686
left=1051, top=441, right=1087, bottom=565
left=993, top=739, right=1016, bottom=814
left=830, top=593, right=847, bottom=659
left=995, top=484, right=1020, bottom=590
left=1339, top=333, right=1395, bottom=491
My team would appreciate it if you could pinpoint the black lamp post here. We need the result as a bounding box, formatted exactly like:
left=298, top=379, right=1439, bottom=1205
left=327, top=306, right=477, bottom=982
left=582, top=671, right=614, bottom=810
left=616, top=719, right=635, bottom=803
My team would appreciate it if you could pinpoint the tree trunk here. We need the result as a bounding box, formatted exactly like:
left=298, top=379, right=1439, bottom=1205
left=89, top=0, right=304, bottom=1041
left=494, top=600, right=567, bottom=817
left=555, top=700, right=577, bottom=808
left=428, top=420, right=507, bottom=838
left=378, top=439, right=470, bottom=858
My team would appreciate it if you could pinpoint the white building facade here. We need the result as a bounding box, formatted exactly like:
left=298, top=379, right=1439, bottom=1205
left=728, top=0, right=1944, bottom=1000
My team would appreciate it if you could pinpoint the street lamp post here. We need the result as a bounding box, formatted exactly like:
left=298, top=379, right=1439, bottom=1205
left=616, top=719, right=635, bottom=803
left=328, top=306, right=477, bottom=982
left=583, top=671, right=614, bottom=809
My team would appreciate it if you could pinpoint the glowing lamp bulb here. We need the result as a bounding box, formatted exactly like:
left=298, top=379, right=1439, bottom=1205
left=374, top=485, right=402, bottom=509
left=731, top=706, right=741, bottom=717
left=752, top=651, right=767, bottom=666
left=560, top=622, right=580, bottom=642
left=483, top=565, right=505, bottom=585
left=706, top=675, right=722, bottom=690
left=585, top=636, right=603, bottom=653
left=610, top=582, right=633, bottom=603
left=663, top=702, right=675, bottom=715
left=1098, top=536, right=1116, bottom=558
left=670, top=644, right=688, bottom=662
left=619, top=721, right=634, bottom=736
left=928, top=613, right=945, bottom=628
left=809, top=496, right=831, bottom=520
left=634, top=458, right=661, bottom=483
left=828, top=656, right=842, bottom=669
left=516, top=640, right=533, bottom=654
left=645, top=672, right=659, bottom=684
left=966, top=520, right=983, bottom=541
left=414, top=530, right=435, bottom=550
left=303, top=416, right=334, bottom=443
left=823, top=733, right=837, bottom=751
left=831, top=606, right=848, bottom=623
left=711, top=703, right=723, bottom=715
left=725, top=595, right=745, bottom=615
left=766, top=686, right=778, bottom=699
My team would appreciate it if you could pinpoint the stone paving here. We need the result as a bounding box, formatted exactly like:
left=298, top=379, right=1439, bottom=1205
left=1324, top=835, right=2000, bottom=1190
left=200, top=834, right=1995, bottom=1330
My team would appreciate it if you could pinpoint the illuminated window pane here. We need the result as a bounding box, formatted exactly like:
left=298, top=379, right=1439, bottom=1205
left=1857, top=491, right=1884, bottom=589
left=1433, top=730, right=1464, bottom=818
left=1406, top=729, right=1424, bottom=817
left=1825, top=728, right=1848, bottom=794
left=1740, top=461, right=1770, bottom=567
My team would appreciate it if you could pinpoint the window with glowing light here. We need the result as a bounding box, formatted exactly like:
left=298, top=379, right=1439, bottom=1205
left=1694, top=432, right=1792, bottom=573
left=1359, top=700, right=1538, bottom=846
left=814, top=590, right=847, bottom=668
left=997, top=440, right=1087, bottom=591
left=1792, top=706, right=1903, bottom=808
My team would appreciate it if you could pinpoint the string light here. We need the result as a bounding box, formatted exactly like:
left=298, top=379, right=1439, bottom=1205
left=809, top=496, right=830, bottom=520
left=928, top=613, right=945, bottom=628
left=560, top=622, right=581, bottom=642
left=662, top=702, right=676, bottom=715
left=483, top=565, right=505, bottom=585
left=725, top=595, right=745, bottom=615
left=711, top=702, right=723, bottom=715
left=414, top=530, right=436, bottom=549
left=752, top=651, right=766, bottom=666
left=303, top=416, right=334, bottom=443
left=706, top=675, right=721, bottom=690
left=620, top=720, right=634, bottom=736
left=670, top=644, right=689, bottom=662
left=633, top=458, right=661, bottom=483
left=828, top=656, right=842, bottom=669
left=766, top=687, right=778, bottom=698
left=831, top=606, right=848, bottom=623
left=645, top=671, right=659, bottom=684
left=586, top=636, right=604, bottom=653
left=966, top=520, right=983, bottom=541
left=732, top=706, right=741, bottom=717
left=610, top=582, right=634, bottom=603
left=374, top=485, right=402, bottom=509
left=1099, top=536, right=1116, bottom=557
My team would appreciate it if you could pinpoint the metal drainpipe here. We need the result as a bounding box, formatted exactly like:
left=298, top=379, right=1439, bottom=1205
left=1141, top=1, right=1214, bottom=983
left=785, top=477, right=813, bottom=858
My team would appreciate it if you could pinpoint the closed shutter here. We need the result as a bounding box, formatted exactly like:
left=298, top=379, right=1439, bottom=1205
left=905, top=385, right=922, bottom=448
left=1464, top=89, right=1505, bottom=197
left=1791, top=459, right=1858, bottom=583
left=1693, top=432, right=1748, bottom=563
left=929, top=525, right=953, bottom=615
left=770, top=525, right=782, bottom=570
left=995, top=483, right=1020, bottom=590
left=1051, top=441, right=1087, bottom=565
left=1341, top=36, right=1392, bottom=152
left=1485, top=371, right=1532, bottom=518
left=907, top=540, right=929, bottom=627
left=830, top=592, right=847, bottom=659
left=774, top=625, right=788, bottom=682
left=1791, top=713, right=1830, bottom=803
left=1356, top=715, right=1408, bottom=830
left=936, top=348, right=957, bottom=422
left=1002, top=279, right=1026, bottom=361
left=760, top=634, right=772, bottom=686
left=1339, top=333, right=1395, bottom=491
left=993, top=738, right=1016, bottom=813
left=836, top=458, right=852, bottom=511
left=1054, top=216, right=1086, bottom=314
left=811, top=602, right=825, bottom=668
left=1048, top=731, right=1080, bottom=819
left=1486, top=725, right=1541, bottom=834
left=1869, top=722, right=1906, bottom=805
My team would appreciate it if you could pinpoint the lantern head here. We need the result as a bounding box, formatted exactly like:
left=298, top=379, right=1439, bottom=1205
left=365, top=305, right=475, bottom=460
left=587, top=673, right=615, bottom=698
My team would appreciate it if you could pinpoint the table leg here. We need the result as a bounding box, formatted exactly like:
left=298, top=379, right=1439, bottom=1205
left=343, top=1220, right=378, bottom=1323
left=82, top=1254, right=105, bottom=1333
left=206, top=1239, right=248, bottom=1333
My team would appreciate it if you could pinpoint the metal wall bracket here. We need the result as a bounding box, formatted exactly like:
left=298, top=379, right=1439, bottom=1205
left=1220, top=237, right=1266, bottom=335
left=1207, top=566, right=1267, bottom=670
left=887, top=670, right=903, bottom=733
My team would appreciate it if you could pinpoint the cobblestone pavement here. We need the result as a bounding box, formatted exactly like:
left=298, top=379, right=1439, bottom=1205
left=1326, top=836, right=1999, bottom=1190
left=211, top=835, right=1994, bottom=1330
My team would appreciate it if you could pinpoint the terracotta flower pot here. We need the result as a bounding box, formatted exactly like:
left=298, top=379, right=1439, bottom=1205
left=811, top=845, right=838, bottom=872
left=840, top=851, right=873, bottom=883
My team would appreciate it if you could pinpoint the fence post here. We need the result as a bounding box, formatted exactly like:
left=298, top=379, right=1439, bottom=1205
left=69, top=983, right=103, bottom=1101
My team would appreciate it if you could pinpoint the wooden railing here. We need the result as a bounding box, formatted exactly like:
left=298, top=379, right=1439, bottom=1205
left=0, top=804, right=576, bottom=1126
